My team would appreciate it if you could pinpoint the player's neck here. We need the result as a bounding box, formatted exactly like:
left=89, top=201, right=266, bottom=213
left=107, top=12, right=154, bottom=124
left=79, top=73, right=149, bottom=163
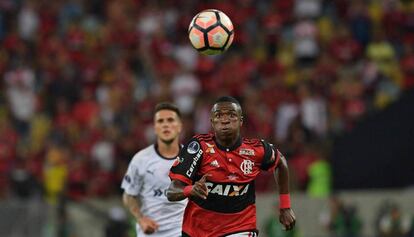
left=216, top=134, right=241, bottom=149
left=157, top=139, right=180, bottom=159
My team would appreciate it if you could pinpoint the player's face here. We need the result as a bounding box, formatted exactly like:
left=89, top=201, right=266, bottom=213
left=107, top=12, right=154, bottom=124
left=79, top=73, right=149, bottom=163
left=210, top=102, right=243, bottom=141
left=154, top=110, right=182, bottom=145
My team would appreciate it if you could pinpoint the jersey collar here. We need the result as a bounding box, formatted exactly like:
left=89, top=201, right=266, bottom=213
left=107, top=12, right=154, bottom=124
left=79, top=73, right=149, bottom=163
left=154, top=143, right=182, bottom=160
left=214, top=136, right=242, bottom=152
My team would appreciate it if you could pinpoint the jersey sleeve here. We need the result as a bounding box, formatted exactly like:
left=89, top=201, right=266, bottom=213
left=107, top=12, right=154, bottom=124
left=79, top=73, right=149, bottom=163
left=169, top=138, right=204, bottom=185
left=260, top=140, right=280, bottom=171
left=121, top=157, right=142, bottom=196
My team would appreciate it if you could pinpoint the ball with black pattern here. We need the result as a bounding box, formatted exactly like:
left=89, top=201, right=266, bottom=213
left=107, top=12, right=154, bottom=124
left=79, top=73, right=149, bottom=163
left=188, top=9, right=234, bottom=55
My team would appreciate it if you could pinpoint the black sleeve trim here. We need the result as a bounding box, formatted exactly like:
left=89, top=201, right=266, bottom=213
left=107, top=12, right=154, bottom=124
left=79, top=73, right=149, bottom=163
left=170, top=137, right=204, bottom=183
left=260, top=140, right=276, bottom=170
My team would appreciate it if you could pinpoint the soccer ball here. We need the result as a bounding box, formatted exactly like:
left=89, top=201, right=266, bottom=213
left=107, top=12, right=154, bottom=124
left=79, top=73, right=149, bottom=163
left=188, top=9, right=234, bottom=55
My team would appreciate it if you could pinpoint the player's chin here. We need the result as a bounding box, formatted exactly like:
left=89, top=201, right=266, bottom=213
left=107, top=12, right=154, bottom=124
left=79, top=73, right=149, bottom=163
left=160, top=137, right=175, bottom=145
left=219, top=128, right=234, bottom=136
left=217, top=132, right=234, bottom=140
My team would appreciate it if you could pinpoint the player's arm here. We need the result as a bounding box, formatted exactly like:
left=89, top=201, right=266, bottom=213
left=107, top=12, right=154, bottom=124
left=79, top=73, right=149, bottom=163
left=122, top=192, right=143, bottom=221
left=167, top=138, right=209, bottom=201
left=167, top=174, right=209, bottom=201
left=261, top=140, right=296, bottom=230
left=274, top=150, right=296, bottom=230
left=122, top=192, right=159, bottom=234
left=121, top=159, right=159, bottom=234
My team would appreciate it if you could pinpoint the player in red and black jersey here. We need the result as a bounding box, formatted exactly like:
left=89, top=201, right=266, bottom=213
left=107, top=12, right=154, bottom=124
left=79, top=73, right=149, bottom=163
left=167, top=96, right=296, bottom=237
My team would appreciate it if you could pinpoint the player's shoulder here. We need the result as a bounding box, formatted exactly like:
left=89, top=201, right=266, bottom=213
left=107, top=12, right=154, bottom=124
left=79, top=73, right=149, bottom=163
left=242, top=137, right=266, bottom=147
left=193, top=133, right=214, bottom=143
left=130, top=144, right=155, bottom=164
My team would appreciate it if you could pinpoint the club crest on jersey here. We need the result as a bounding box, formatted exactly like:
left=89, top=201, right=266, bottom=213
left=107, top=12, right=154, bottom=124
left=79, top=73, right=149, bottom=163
left=187, top=141, right=200, bottom=154
left=240, top=159, right=254, bottom=175
left=205, top=142, right=215, bottom=154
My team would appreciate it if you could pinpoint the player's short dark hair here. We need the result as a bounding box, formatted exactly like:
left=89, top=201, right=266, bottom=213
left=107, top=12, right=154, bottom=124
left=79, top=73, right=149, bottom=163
left=213, top=96, right=243, bottom=115
left=154, top=102, right=181, bottom=118
left=214, top=96, right=241, bottom=106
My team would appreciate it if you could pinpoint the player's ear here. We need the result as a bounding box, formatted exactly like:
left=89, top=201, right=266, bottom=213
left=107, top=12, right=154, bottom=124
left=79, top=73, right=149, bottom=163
left=178, top=118, right=183, bottom=132
left=240, top=115, right=244, bottom=125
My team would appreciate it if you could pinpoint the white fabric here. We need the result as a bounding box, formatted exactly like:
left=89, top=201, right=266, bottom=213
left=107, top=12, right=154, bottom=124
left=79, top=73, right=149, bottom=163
left=275, top=102, right=299, bottom=141
left=170, top=72, right=201, bottom=115
left=18, top=4, right=39, bottom=40
left=121, top=145, right=187, bottom=237
left=7, top=87, right=36, bottom=121
left=91, top=140, right=115, bottom=171
left=294, top=0, right=322, bottom=18
left=225, top=231, right=258, bottom=237
left=301, top=96, right=327, bottom=136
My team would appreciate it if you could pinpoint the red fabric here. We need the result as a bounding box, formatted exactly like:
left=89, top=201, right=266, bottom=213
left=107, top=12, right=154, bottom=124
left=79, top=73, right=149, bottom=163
left=72, top=100, right=99, bottom=127
left=329, top=36, right=361, bottom=64
left=182, top=202, right=257, bottom=237
left=183, top=185, right=193, bottom=197
left=169, top=172, right=192, bottom=186
left=400, top=54, right=414, bottom=89
left=170, top=134, right=279, bottom=236
left=279, top=194, right=291, bottom=209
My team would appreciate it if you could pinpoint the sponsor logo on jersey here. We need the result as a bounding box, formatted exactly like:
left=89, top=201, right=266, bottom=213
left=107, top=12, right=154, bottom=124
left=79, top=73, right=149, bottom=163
left=205, top=142, right=216, bottom=154
left=205, top=182, right=249, bottom=196
left=239, top=148, right=255, bottom=156
left=210, top=159, right=219, bottom=167
left=186, top=149, right=203, bottom=177
left=153, top=188, right=163, bottom=197
left=240, top=159, right=254, bottom=175
left=227, top=174, right=238, bottom=181
left=187, top=141, right=200, bottom=154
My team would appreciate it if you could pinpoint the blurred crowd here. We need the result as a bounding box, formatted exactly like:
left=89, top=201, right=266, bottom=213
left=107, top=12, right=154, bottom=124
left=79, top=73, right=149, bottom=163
left=262, top=197, right=414, bottom=237
left=1, top=0, right=414, bottom=202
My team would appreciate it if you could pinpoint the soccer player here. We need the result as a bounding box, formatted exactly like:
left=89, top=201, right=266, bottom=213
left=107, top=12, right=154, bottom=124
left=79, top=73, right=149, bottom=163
left=121, top=102, right=187, bottom=237
left=167, top=96, right=296, bottom=237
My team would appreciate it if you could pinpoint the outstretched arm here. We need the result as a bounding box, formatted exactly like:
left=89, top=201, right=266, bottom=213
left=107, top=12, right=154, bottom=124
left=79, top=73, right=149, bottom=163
left=167, top=174, right=210, bottom=201
left=274, top=151, right=296, bottom=230
left=166, top=180, right=188, bottom=201
left=122, top=192, right=159, bottom=234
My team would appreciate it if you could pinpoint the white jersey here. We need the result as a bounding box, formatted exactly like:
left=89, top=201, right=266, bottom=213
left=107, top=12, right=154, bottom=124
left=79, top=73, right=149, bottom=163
left=121, top=144, right=187, bottom=237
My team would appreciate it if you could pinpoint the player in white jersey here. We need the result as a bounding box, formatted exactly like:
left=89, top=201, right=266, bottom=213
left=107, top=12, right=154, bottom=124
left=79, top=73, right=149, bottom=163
left=122, top=102, right=187, bottom=237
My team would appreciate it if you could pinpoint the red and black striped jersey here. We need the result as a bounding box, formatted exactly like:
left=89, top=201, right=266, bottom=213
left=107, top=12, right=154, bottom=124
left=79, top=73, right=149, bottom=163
left=169, top=133, right=281, bottom=237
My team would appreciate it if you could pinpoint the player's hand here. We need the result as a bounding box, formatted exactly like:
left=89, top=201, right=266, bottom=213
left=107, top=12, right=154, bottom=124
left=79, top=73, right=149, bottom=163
left=138, top=216, right=159, bottom=234
left=279, top=208, right=296, bottom=231
left=191, top=173, right=210, bottom=200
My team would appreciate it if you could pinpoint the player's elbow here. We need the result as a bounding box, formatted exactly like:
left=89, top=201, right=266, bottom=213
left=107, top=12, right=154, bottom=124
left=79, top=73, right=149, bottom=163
left=277, top=154, right=289, bottom=173
left=122, top=192, right=133, bottom=207
left=166, top=189, right=175, bottom=201
left=166, top=181, right=185, bottom=202
left=166, top=187, right=181, bottom=202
